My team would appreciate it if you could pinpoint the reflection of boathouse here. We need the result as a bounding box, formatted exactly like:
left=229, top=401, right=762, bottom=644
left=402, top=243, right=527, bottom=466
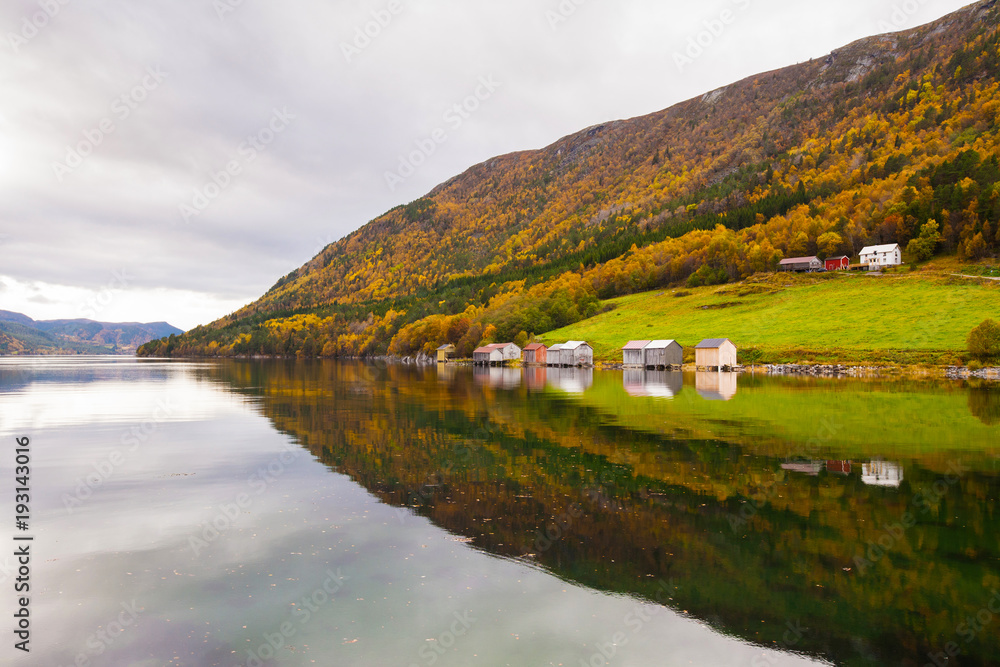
left=862, top=461, right=904, bottom=487
left=547, top=367, right=594, bottom=394
left=524, top=366, right=548, bottom=392
left=623, top=369, right=683, bottom=398
left=695, top=371, right=738, bottom=401
left=473, top=366, right=522, bottom=390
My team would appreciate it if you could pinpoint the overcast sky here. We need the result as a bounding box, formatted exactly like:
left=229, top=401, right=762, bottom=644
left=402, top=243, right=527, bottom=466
left=0, top=0, right=972, bottom=330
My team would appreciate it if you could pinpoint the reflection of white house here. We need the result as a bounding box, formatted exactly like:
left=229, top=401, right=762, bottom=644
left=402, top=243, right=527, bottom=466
left=859, top=244, right=902, bottom=269
left=547, top=367, right=594, bottom=394
left=624, top=369, right=683, bottom=398
left=695, top=371, right=738, bottom=401
left=862, top=460, right=904, bottom=487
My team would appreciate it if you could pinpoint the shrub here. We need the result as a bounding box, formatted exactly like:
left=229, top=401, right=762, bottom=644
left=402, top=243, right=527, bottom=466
left=969, top=359, right=983, bottom=371
left=968, top=319, right=1000, bottom=359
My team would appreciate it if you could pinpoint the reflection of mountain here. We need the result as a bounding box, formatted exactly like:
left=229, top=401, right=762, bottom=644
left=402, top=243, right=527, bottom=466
left=695, top=371, right=738, bottom=401
left=202, top=361, right=1000, bottom=667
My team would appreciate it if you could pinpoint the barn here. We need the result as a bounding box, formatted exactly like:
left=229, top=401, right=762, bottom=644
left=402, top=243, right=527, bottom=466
left=622, top=340, right=651, bottom=368
left=473, top=343, right=521, bottom=366
left=522, top=343, right=547, bottom=366
left=695, top=338, right=738, bottom=369
left=779, top=256, right=823, bottom=272
left=643, top=340, right=683, bottom=369
left=436, top=344, right=456, bottom=363
left=561, top=341, right=594, bottom=367
left=546, top=343, right=565, bottom=367
left=825, top=256, right=850, bottom=271
left=860, top=244, right=902, bottom=269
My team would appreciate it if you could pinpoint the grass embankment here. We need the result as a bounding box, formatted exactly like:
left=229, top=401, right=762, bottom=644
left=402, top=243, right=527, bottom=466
left=539, top=267, right=1000, bottom=365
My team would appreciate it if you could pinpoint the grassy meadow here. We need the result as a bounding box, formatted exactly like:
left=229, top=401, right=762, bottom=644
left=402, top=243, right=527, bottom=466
left=538, top=268, right=1000, bottom=365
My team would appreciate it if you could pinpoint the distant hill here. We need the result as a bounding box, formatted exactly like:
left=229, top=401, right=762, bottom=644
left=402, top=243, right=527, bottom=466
left=0, top=310, right=183, bottom=355
left=142, top=0, right=1000, bottom=360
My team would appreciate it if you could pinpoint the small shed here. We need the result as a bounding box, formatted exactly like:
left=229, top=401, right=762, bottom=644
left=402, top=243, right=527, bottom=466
left=436, top=344, right=456, bottom=363
left=623, top=340, right=651, bottom=368
left=643, top=340, right=683, bottom=369
left=779, top=256, right=823, bottom=272
left=824, top=256, right=850, bottom=271
left=473, top=343, right=521, bottom=366
left=561, top=341, right=594, bottom=367
left=522, top=343, right=548, bottom=366
left=546, top=343, right=565, bottom=367
left=695, top=338, right=738, bottom=369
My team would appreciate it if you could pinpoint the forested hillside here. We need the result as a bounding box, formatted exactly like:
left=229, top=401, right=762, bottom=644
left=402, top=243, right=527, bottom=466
left=141, top=0, right=1000, bottom=359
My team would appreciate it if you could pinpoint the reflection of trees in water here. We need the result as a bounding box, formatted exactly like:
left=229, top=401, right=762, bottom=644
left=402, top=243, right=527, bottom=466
left=200, top=361, right=1000, bottom=667
left=968, top=383, right=1000, bottom=425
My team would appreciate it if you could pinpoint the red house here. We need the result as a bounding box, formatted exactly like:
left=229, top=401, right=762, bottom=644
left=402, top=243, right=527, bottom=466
left=825, top=256, right=850, bottom=271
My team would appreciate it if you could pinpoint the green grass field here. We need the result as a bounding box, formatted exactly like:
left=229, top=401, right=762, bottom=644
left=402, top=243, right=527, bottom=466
left=539, top=270, right=1000, bottom=364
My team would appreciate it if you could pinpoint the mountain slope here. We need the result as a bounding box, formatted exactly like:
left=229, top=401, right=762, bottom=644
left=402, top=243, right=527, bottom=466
left=142, top=0, right=1000, bottom=359
left=0, top=311, right=182, bottom=355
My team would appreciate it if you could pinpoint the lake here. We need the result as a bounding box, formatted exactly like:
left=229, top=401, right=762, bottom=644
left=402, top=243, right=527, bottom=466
left=2, top=357, right=999, bottom=666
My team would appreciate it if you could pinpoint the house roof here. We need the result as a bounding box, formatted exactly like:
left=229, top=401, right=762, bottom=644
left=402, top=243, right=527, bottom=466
left=623, top=340, right=651, bottom=350
left=696, top=338, right=732, bottom=349
left=547, top=343, right=565, bottom=351
left=779, top=256, right=820, bottom=264
left=474, top=343, right=508, bottom=354
left=436, top=344, right=456, bottom=351
left=524, top=343, right=546, bottom=351
left=646, top=339, right=679, bottom=349
left=860, top=244, right=900, bottom=254
left=562, top=341, right=591, bottom=350
left=826, top=255, right=850, bottom=261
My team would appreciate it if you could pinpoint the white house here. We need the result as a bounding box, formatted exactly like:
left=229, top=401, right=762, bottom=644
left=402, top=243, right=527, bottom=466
left=860, top=244, right=902, bottom=269
left=472, top=343, right=521, bottom=366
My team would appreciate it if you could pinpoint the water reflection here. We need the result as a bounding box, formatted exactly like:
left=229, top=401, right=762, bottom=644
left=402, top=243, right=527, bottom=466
left=8, top=358, right=1000, bottom=667
left=546, top=366, right=593, bottom=394
left=861, top=460, right=905, bottom=487
left=473, top=365, right=522, bottom=389
left=624, top=369, right=684, bottom=398
left=695, top=371, right=738, bottom=401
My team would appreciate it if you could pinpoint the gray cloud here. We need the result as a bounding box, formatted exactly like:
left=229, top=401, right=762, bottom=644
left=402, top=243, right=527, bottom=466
left=0, top=0, right=972, bottom=326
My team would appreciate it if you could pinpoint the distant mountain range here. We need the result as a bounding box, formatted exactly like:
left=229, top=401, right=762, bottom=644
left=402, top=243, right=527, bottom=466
left=0, top=310, right=182, bottom=355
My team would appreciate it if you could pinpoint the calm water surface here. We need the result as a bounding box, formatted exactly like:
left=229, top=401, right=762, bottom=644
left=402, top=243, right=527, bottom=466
left=1, top=357, right=998, bottom=667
